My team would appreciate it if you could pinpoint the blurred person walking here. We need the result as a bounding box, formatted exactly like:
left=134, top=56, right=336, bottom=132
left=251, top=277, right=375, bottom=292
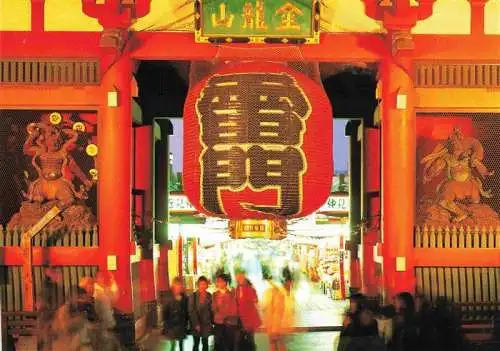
left=433, top=297, right=468, bottom=351
left=234, top=269, right=261, bottom=351
left=339, top=292, right=367, bottom=342
left=79, top=274, right=116, bottom=331
left=414, top=294, right=437, bottom=351
left=262, top=268, right=286, bottom=351
left=37, top=267, right=63, bottom=350
left=212, top=273, right=238, bottom=351
left=374, top=305, right=396, bottom=346
left=162, top=277, right=188, bottom=351
left=281, top=267, right=296, bottom=338
left=40, top=284, right=121, bottom=351
left=189, top=276, right=213, bottom=351
left=262, top=267, right=297, bottom=351
left=338, top=293, right=383, bottom=351
left=388, top=292, right=418, bottom=351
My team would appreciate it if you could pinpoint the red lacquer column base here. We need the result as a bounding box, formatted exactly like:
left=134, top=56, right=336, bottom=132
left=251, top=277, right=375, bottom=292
left=98, top=56, right=134, bottom=313
left=380, top=55, right=416, bottom=301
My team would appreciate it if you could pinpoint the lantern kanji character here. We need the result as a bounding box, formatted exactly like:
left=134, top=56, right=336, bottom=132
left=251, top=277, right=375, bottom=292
left=196, top=72, right=310, bottom=147
left=245, top=145, right=305, bottom=215
left=200, top=146, right=247, bottom=214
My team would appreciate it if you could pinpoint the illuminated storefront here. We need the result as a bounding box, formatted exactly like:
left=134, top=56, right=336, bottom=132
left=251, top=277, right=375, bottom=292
left=167, top=192, right=349, bottom=299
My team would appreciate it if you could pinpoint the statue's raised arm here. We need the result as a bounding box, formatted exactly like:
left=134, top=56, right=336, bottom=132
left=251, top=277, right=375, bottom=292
left=421, top=143, right=447, bottom=183
left=23, top=123, right=46, bottom=156
left=61, top=128, right=79, bottom=153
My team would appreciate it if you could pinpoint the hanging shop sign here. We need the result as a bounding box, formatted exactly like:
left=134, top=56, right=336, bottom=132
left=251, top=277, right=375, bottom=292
left=316, top=195, right=349, bottom=224
left=168, top=194, right=206, bottom=224
left=194, top=0, right=320, bottom=44
left=318, top=195, right=350, bottom=213
left=184, top=62, right=333, bottom=220
left=169, top=194, right=197, bottom=213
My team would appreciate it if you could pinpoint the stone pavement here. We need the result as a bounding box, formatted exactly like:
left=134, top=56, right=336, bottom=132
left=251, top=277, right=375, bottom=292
left=151, top=280, right=345, bottom=350
left=292, top=279, right=346, bottom=328
left=164, top=332, right=341, bottom=351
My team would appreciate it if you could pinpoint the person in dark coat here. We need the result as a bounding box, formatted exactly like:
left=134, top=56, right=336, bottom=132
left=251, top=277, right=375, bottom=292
left=338, top=293, right=382, bottom=351
left=389, top=292, right=419, bottom=351
left=414, top=294, right=437, bottom=351
left=162, top=277, right=188, bottom=351
left=189, top=276, right=213, bottom=351
left=433, top=297, right=468, bottom=351
left=212, top=273, right=238, bottom=351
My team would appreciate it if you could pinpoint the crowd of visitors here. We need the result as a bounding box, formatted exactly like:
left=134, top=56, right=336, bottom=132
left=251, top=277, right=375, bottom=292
left=6, top=266, right=292, bottom=351
left=7, top=266, right=498, bottom=351
left=337, top=291, right=471, bottom=351
left=160, top=266, right=295, bottom=351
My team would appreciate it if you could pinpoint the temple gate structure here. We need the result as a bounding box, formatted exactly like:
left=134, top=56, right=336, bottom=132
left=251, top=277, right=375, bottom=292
left=0, top=0, right=499, bottom=346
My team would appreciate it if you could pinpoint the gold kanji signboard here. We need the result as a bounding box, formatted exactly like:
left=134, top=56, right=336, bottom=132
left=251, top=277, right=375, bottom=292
left=194, top=0, right=320, bottom=44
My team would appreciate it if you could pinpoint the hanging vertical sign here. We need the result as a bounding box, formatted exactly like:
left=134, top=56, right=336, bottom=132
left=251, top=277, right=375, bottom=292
left=184, top=62, right=333, bottom=220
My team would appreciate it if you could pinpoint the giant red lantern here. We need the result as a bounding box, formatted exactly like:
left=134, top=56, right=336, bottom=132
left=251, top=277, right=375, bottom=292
left=184, top=62, right=332, bottom=219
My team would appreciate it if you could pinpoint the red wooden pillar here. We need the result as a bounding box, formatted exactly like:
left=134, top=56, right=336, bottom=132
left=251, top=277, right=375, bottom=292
left=380, top=53, right=416, bottom=300
left=157, top=245, right=170, bottom=292
left=362, top=128, right=380, bottom=296
left=31, top=0, right=45, bottom=32
left=98, top=56, right=134, bottom=313
left=470, top=0, right=488, bottom=36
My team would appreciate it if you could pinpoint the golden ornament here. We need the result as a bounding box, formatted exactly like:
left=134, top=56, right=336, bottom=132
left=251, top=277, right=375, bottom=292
left=49, top=112, right=62, bottom=125
left=89, top=169, right=98, bottom=181
left=86, top=144, right=98, bottom=157
left=73, top=122, right=86, bottom=132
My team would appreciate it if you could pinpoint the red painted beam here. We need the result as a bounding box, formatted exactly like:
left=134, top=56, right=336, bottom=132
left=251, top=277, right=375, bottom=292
left=0, top=85, right=101, bottom=109
left=0, top=247, right=99, bottom=266
left=413, top=35, right=500, bottom=61
left=414, top=248, right=500, bottom=267
left=132, top=32, right=386, bottom=62
left=0, top=32, right=101, bottom=58
left=1, top=31, right=500, bottom=62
